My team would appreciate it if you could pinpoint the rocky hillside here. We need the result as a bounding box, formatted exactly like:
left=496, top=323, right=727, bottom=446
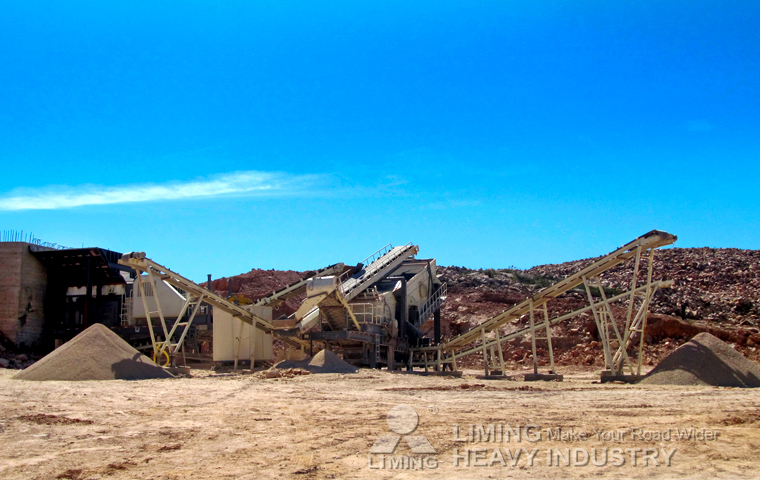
left=526, top=247, right=760, bottom=325
left=208, top=268, right=306, bottom=318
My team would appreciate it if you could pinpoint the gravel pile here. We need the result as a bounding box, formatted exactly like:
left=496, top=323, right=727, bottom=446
left=14, top=324, right=174, bottom=381
left=639, top=333, right=760, bottom=387
left=308, top=349, right=359, bottom=373
left=273, top=349, right=358, bottom=374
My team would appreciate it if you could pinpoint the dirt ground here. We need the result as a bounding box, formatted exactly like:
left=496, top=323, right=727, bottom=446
left=1, top=367, right=759, bottom=480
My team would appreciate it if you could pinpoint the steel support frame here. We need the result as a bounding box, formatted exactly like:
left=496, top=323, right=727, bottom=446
left=408, top=232, right=675, bottom=374
left=412, top=279, right=668, bottom=373
left=119, top=252, right=309, bottom=354
left=135, top=271, right=206, bottom=367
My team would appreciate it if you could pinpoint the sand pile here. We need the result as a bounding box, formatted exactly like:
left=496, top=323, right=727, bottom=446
left=14, top=324, right=174, bottom=381
left=273, top=349, right=358, bottom=374
left=308, top=349, right=359, bottom=373
left=639, top=332, right=760, bottom=387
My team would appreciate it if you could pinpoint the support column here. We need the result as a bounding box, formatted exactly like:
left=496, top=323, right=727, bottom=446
left=399, top=279, right=408, bottom=339
left=496, top=339, right=506, bottom=375
left=481, top=329, right=489, bottom=376
left=206, top=275, right=213, bottom=323
left=583, top=277, right=613, bottom=370
left=637, top=248, right=656, bottom=375
left=434, top=309, right=441, bottom=345
left=233, top=317, right=244, bottom=370
left=543, top=304, right=556, bottom=374
left=369, top=343, right=377, bottom=369
left=249, top=321, right=257, bottom=372
left=95, top=281, right=102, bottom=326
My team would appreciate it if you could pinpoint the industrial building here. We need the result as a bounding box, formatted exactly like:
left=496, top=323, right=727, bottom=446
left=0, top=241, right=212, bottom=353
left=0, top=242, right=136, bottom=349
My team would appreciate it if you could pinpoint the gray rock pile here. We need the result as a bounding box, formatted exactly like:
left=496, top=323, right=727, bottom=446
left=272, top=349, right=358, bottom=374
left=639, top=333, right=760, bottom=387
left=14, top=324, right=174, bottom=381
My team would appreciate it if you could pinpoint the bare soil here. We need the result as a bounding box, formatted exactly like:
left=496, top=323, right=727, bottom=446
left=2, top=367, right=759, bottom=479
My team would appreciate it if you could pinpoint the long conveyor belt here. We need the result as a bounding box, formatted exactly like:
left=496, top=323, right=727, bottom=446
left=412, top=230, right=677, bottom=375
left=119, top=253, right=310, bottom=359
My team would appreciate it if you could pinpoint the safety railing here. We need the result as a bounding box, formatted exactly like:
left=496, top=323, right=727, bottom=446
left=349, top=303, right=384, bottom=325
left=337, top=243, right=414, bottom=297
left=360, top=244, right=394, bottom=268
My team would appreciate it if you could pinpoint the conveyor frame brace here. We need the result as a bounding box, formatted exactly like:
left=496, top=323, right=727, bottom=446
left=409, top=230, right=677, bottom=379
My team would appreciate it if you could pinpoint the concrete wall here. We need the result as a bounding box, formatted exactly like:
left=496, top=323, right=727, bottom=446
left=0, top=243, right=47, bottom=346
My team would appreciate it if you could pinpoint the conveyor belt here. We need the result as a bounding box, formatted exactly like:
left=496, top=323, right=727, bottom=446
left=443, top=230, right=675, bottom=350
left=253, top=262, right=346, bottom=307
left=411, top=230, right=677, bottom=375
left=339, top=243, right=419, bottom=301
left=119, top=253, right=309, bottom=350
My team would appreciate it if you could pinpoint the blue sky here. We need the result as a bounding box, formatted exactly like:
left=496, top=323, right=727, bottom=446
left=1, top=1, right=758, bottom=281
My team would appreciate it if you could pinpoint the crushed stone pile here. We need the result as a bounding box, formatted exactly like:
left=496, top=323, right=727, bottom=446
left=272, top=349, right=359, bottom=374
left=639, top=332, right=760, bottom=387
left=14, top=324, right=174, bottom=381
left=308, top=349, right=359, bottom=373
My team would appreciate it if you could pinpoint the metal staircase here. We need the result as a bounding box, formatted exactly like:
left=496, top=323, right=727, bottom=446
left=119, top=290, right=133, bottom=327
left=417, top=283, right=447, bottom=327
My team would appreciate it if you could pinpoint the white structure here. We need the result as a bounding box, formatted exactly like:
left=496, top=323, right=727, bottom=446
left=213, top=305, right=274, bottom=363
left=130, top=275, right=188, bottom=324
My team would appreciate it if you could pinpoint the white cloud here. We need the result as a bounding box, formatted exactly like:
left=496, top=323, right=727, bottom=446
left=0, top=171, right=323, bottom=211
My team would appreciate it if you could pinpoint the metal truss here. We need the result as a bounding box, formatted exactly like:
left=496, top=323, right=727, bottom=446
left=410, top=230, right=677, bottom=378
left=120, top=253, right=309, bottom=367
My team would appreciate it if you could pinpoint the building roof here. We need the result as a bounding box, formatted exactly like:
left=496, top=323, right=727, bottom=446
left=30, top=246, right=134, bottom=286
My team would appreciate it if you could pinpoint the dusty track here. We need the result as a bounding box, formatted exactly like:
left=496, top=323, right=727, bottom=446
left=1, top=368, right=759, bottom=479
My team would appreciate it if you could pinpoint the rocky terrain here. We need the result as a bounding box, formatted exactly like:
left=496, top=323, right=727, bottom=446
left=208, top=268, right=305, bottom=318
left=526, top=247, right=760, bottom=325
